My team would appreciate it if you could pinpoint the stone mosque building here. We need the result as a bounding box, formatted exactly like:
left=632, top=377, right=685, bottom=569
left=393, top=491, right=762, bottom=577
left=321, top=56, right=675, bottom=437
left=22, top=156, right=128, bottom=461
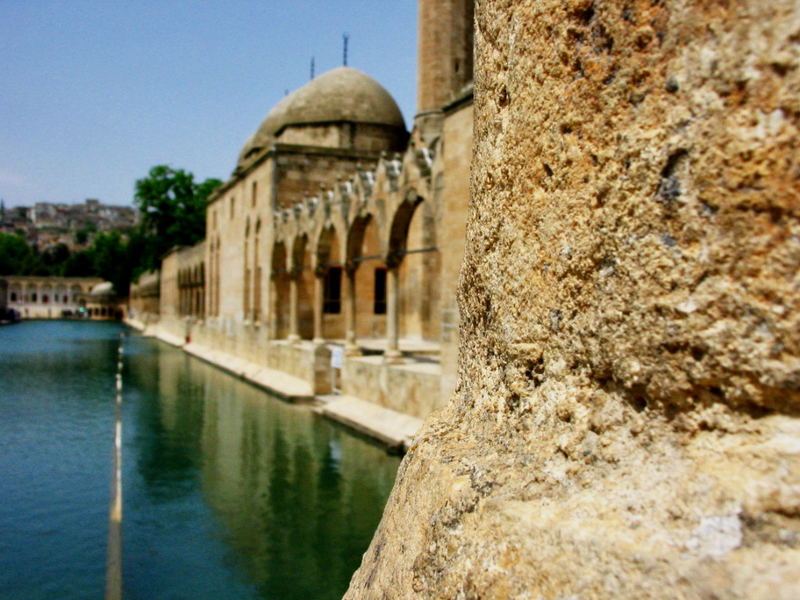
left=129, top=0, right=475, bottom=441
left=1, top=275, right=119, bottom=320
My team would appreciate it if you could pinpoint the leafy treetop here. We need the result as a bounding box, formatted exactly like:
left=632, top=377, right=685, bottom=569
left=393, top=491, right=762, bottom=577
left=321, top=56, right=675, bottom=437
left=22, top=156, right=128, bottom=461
left=134, top=165, right=221, bottom=271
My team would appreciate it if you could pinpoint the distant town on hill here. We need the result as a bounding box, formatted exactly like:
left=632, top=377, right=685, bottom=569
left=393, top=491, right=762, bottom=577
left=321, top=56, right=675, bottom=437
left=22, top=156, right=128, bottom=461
left=0, top=198, right=137, bottom=251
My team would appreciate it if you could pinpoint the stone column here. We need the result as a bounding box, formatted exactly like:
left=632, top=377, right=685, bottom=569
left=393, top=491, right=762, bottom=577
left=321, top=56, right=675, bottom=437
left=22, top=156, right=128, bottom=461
left=344, top=267, right=360, bottom=356
left=384, top=266, right=402, bottom=363
left=288, top=274, right=300, bottom=343
left=313, top=272, right=324, bottom=344
left=268, top=277, right=279, bottom=340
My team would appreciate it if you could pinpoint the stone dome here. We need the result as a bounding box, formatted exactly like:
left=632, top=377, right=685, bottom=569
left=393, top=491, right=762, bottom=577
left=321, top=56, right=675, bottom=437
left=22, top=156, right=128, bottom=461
left=89, top=282, right=114, bottom=297
left=237, top=67, right=406, bottom=168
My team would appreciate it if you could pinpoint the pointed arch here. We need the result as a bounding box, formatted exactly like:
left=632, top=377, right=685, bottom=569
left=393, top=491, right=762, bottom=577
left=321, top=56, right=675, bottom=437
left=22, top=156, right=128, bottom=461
left=387, top=194, right=424, bottom=266
left=346, top=213, right=387, bottom=339
left=315, top=224, right=345, bottom=338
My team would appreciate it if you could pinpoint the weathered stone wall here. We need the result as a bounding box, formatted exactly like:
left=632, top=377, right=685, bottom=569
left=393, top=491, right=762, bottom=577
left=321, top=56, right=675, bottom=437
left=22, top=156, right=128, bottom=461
left=129, top=270, right=160, bottom=320
left=159, top=251, right=179, bottom=319
left=276, top=122, right=408, bottom=154
left=439, top=96, right=473, bottom=403
left=341, top=356, right=442, bottom=419
left=346, top=0, right=800, bottom=597
left=272, top=147, right=380, bottom=211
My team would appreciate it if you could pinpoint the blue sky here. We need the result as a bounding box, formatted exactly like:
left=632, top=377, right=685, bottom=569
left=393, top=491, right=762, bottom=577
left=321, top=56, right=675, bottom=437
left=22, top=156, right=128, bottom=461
left=0, top=1, right=417, bottom=208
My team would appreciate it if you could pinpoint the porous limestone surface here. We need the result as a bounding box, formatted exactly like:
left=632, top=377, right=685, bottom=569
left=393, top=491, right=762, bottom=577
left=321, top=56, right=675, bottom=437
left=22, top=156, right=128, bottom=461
left=346, top=1, right=800, bottom=598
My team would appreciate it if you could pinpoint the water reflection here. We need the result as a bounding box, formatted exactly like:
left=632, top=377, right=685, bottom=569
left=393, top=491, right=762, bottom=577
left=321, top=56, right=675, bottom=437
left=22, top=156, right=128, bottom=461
left=124, top=335, right=399, bottom=600
left=0, top=321, right=124, bottom=600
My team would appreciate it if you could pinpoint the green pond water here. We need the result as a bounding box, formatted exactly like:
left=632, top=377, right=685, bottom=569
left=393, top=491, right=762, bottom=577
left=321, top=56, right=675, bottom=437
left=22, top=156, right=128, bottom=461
left=0, top=320, right=399, bottom=599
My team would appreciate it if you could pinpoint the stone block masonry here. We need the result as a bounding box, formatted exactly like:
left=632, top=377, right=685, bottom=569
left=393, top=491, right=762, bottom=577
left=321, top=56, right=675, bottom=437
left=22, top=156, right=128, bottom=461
left=345, top=1, right=800, bottom=598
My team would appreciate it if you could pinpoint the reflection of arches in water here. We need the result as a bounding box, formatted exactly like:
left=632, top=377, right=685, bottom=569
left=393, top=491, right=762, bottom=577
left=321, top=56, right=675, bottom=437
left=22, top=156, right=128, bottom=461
left=291, top=234, right=314, bottom=339
left=115, top=343, right=402, bottom=597
left=271, top=242, right=290, bottom=338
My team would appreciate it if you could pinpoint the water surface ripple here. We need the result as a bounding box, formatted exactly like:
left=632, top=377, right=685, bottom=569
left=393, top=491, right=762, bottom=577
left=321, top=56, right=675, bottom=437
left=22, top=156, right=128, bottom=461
left=0, top=321, right=399, bottom=599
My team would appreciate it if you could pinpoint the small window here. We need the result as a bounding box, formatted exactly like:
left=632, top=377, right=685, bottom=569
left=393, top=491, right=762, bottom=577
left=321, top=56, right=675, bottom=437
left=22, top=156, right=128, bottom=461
left=323, top=267, right=342, bottom=314
left=373, top=267, right=387, bottom=314
left=230, top=196, right=236, bottom=219
left=32, top=293, right=37, bottom=302
left=251, top=181, right=258, bottom=207
left=10, top=292, right=16, bottom=302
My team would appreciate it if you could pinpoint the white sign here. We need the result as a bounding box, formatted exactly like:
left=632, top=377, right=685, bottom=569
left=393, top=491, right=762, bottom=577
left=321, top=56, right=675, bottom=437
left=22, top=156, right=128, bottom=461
left=330, top=346, right=344, bottom=369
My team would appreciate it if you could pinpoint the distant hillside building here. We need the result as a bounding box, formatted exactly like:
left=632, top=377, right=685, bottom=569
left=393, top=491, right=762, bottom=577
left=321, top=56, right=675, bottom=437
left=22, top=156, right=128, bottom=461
left=0, top=198, right=137, bottom=250
left=1, top=276, right=120, bottom=319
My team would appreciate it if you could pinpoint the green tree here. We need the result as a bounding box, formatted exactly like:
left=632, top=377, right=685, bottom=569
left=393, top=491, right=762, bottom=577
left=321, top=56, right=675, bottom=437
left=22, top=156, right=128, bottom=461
left=41, top=243, right=71, bottom=273
left=88, top=232, right=130, bottom=295
left=0, top=233, right=44, bottom=275
left=134, top=165, right=221, bottom=271
left=74, top=228, right=90, bottom=245
left=62, top=249, right=94, bottom=277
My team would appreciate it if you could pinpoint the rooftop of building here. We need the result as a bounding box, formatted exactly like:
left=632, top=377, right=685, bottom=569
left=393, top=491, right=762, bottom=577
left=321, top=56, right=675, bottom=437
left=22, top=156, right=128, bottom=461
left=237, top=66, right=406, bottom=170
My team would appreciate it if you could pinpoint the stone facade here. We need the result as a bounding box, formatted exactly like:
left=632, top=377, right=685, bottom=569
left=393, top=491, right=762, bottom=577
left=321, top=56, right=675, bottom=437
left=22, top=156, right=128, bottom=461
left=1, top=275, right=111, bottom=319
left=130, top=5, right=475, bottom=425
left=345, top=0, right=800, bottom=597
left=128, top=270, right=160, bottom=322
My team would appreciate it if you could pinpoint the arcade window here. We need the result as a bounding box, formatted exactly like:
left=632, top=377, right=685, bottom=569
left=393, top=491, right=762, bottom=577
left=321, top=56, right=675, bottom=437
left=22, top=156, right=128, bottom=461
left=323, top=267, right=342, bottom=314
left=10, top=292, right=16, bottom=302
left=374, top=267, right=387, bottom=314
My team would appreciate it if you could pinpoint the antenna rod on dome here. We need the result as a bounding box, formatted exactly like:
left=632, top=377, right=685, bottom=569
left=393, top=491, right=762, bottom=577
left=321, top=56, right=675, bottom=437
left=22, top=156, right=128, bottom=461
left=343, top=33, right=349, bottom=66
left=310, top=56, right=315, bottom=80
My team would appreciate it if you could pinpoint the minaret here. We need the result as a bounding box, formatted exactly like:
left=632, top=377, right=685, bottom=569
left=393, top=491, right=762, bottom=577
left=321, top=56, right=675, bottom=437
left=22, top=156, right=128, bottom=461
left=416, top=0, right=474, bottom=114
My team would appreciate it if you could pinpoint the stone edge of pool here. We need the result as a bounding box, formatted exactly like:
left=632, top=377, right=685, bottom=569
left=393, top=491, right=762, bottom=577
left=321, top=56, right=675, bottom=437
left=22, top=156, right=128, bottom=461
left=124, top=319, right=422, bottom=454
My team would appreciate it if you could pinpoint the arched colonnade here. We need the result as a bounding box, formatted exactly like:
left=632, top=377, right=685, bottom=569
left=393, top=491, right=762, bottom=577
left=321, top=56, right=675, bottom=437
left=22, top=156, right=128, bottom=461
left=178, top=264, right=205, bottom=318
left=265, top=152, right=438, bottom=361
